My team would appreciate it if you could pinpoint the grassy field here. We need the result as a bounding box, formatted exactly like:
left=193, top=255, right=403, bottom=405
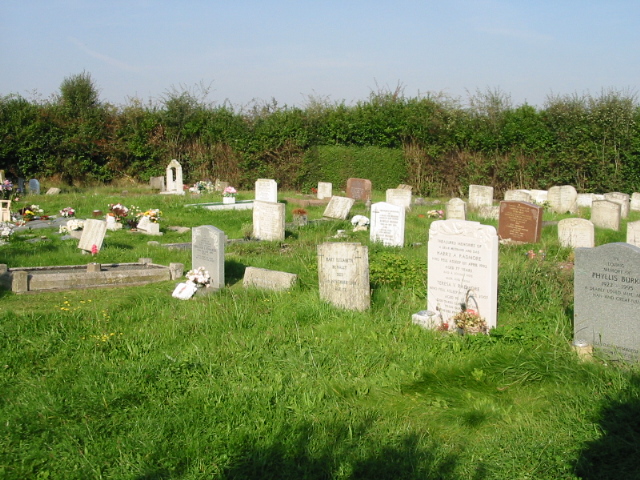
left=1, top=187, right=639, bottom=479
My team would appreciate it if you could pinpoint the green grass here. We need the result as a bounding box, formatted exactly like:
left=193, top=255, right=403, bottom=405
left=1, top=189, right=639, bottom=479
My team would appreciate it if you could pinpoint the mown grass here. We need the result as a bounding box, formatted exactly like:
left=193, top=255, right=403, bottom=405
left=1, top=188, right=639, bottom=479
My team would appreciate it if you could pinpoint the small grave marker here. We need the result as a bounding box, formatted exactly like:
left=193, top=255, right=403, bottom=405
left=446, top=198, right=467, bottom=220
left=385, top=188, right=412, bottom=210
left=28, top=179, right=40, bottom=195
left=317, top=182, right=332, bottom=200
left=243, top=267, right=297, bottom=291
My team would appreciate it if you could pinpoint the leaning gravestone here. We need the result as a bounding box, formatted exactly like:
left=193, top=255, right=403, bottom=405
left=370, top=202, right=405, bottom=247
left=627, top=221, right=640, bottom=248
left=427, top=220, right=499, bottom=330
left=46, top=187, right=61, bottom=195
left=255, top=179, right=278, bottom=203
left=161, top=159, right=185, bottom=195
left=558, top=218, right=594, bottom=248
left=192, top=225, right=225, bottom=290
left=604, top=192, right=630, bottom=219
left=547, top=185, right=578, bottom=214
left=317, top=182, right=332, bottom=200
left=243, top=267, right=297, bottom=291
left=591, top=200, right=621, bottom=231
left=346, top=178, right=372, bottom=202
left=504, top=190, right=532, bottom=203
left=317, top=242, right=370, bottom=311
left=252, top=201, right=285, bottom=241
left=574, top=243, right=640, bottom=362
left=468, top=185, right=494, bottom=209
left=323, top=196, right=355, bottom=220
left=498, top=201, right=543, bottom=243
left=28, top=179, right=40, bottom=195
left=78, top=219, right=107, bottom=253
left=631, top=193, right=640, bottom=212
left=137, top=216, right=162, bottom=236
left=385, top=188, right=412, bottom=210
left=446, top=198, right=467, bottom=220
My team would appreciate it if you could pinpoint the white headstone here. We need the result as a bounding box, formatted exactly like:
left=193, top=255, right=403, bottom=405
left=446, top=198, right=467, bottom=220
left=370, top=202, right=405, bottom=247
left=105, top=215, right=122, bottom=231
left=558, top=218, right=594, bottom=248
left=162, top=159, right=185, bottom=195
left=468, top=185, right=494, bottom=209
left=46, top=187, right=61, bottom=195
left=576, top=193, right=595, bottom=209
left=323, top=196, right=355, bottom=220
left=192, top=225, right=225, bottom=290
left=477, top=205, right=500, bottom=220
left=604, top=192, right=630, bottom=219
left=528, top=190, right=548, bottom=205
left=385, top=188, right=412, bottom=210
left=317, top=182, right=332, bottom=200
left=78, top=219, right=107, bottom=252
left=630, top=193, right=640, bottom=212
left=591, top=200, right=621, bottom=230
left=252, top=201, right=285, bottom=241
left=255, top=179, right=278, bottom=203
left=427, top=220, right=499, bottom=330
left=627, top=220, right=640, bottom=248
left=0, top=200, right=10, bottom=222
left=137, top=216, right=162, bottom=236
left=547, top=185, right=577, bottom=214
left=504, top=190, right=532, bottom=203
left=317, top=242, right=370, bottom=311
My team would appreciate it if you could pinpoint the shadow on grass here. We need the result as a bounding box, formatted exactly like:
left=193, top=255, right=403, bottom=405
left=575, top=373, right=640, bottom=480
left=225, top=258, right=246, bottom=286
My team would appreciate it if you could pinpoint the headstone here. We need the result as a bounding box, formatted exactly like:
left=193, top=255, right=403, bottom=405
left=28, top=179, right=40, bottom=195
left=346, top=178, right=372, bottom=202
left=498, top=201, right=543, bottom=243
left=427, top=220, right=499, bottom=330
left=78, top=219, right=107, bottom=253
left=576, top=193, right=595, bottom=209
left=149, top=176, right=165, bottom=191
left=192, top=225, right=225, bottom=290
left=46, top=187, right=61, bottom=195
left=105, top=215, right=123, bottom=231
left=446, top=198, right=467, bottom=220
left=0, top=170, right=3, bottom=183
left=317, top=242, right=370, bottom=311
left=385, top=188, right=412, bottom=210
left=468, top=185, right=493, bottom=209
left=0, top=200, right=10, bottom=222
left=252, top=201, right=285, bottom=241
left=397, top=184, right=413, bottom=191
left=547, top=185, right=577, bottom=214
left=214, top=179, right=229, bottom=192
left=630, top=192, right=640, bottom=212
left=243, top=267, right=297, bottom=291
left=574, top=243, right=640, bottom=362
left=591, top=200, right=621, bottom=230
left=504, top=190, right=532, bottom=203
left=255, top=179, right=278, bottom=203
left=529, top=190, right=548, bottom=205
left=17, top=178, right=25, bottom=193
left=558, top=218, right=594, bottom=248
left=626, top=221, right=640, bottom=248
left=604, top=192, right=630, bottom=219
left=161, top=159, right=185, bottom=195
left=477, top=205, right=500, bottom=220
left=323, top=196, right=355, bottom=220
left=137, top=216, right=162, bottom=236
left=370, top=202, right=405, bottom=247
left=317, top=182, right=332, bottom=200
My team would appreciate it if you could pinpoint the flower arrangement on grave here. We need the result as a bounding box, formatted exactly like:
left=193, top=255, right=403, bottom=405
left=0, top=222, right=15, bottom=240
left=21, top=204, right=43, bottom=221
left=292, top=208, right=307, bottom=216
left=190, top=180, right=215, bottom=193
left=452, top=310, right=487, bottom=334
left=108, top=203, right=129, bottom=221
left=427, top=209, right=444, bottom=219
left=59, top=219, right=84, bottom=233
left=59, top=207, right=75, bottom=218
left=185, top=266, right=211, bottom=288
left=222, top=186, right=237, bottom=198
left=137, top=208, right=163, bottom=223
left=1, top=179, right=15, bottom=200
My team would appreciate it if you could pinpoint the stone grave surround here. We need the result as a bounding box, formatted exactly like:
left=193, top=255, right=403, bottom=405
left=323, top=196, right=355, bottom=220
left=255, top=179, right=278, bottom=203
left=192, top=225, right=225, bottom=290
left=590, top=200, right=621, bottom=231
left=346, top=178, right=372, bottom=202
left=497, top=201, right=543, bottom=244
left=252, top=201, right=285, bottom=241
left=317, top=242, right=370, bottom=311
left=557, top=218, right=594, bottom=248
left=370, top=202, right=405, bottom=247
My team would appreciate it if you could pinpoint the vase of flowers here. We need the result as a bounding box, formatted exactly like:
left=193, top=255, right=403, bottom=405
left=223, top=186, right=237, bottom=204
left=108, top=203, right=129, bottom=222
left=292, top=208, right=308, bottom=226
left=185, top=266, right=211, bottom=288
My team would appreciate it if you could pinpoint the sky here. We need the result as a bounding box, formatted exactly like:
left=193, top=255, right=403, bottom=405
left=2, top=0, right=640, bottom=110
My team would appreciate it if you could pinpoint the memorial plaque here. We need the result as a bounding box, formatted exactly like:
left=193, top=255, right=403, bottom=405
left=498, top=201, right=543, bottom=243
left=317, top=182, right=332, bottom=200
left=558, top=218, right=594, bottom=248
left=317, top=242, right=370, bottom=311
left=574, top=243, right=640, bottom=362
left=78, top=219, right=107, bottom=252
left=255, top=179, right=278, bottom=203
left=630, top=192, right=640, bottom=212
left=604, top=192, right=630, bottom=219
left=446, top=198, right=467, bottom=220
left=192, top=225, right=225, bottom=290
left=346, top=178, right=372, bottom=201
left=252, top=201, right=285, bottom=241
left=370, top=202, right=405, bottom=247
left=627, top=221, right=640, bottom=248
left=243, top=267, right=297, bottom=291
left=427, top=220, right=499, bottom=330
left=547, top=185, right=577, bottom=214
left=323, top=196, right=355, bottom=220
left=468, top=185, right=493, bottom=209
left=385, top=188, right=412, bottom=210
left=504, top=190, right=532, bottom=203
left=591, top=200, right=621, bottom=230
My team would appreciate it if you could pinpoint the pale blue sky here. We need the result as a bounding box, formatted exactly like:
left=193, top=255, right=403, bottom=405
left=2, top=1, right=639, bottom=109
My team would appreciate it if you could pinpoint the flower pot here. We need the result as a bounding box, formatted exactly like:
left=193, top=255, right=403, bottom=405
left=223, top=196, right=236, bottom=204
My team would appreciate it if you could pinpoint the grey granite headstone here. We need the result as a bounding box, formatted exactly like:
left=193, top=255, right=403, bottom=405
left=370, top=202, right=405, bottom=247
left=323, top=196, right=355, bottom=220
left=252, top=201, right=285, bottom=241
left=78, top=219, right=107, bottom=253
left=18, top=178, right=25, bottom=193
left=243, top=267, right=297, bottom=291
left=317, top=242, right=370, bottom=311
left=28, top=179, right=40, bottom=195
left=574, top=243, right=640, bottom=362
left=192, top=225, right=225, bottom=290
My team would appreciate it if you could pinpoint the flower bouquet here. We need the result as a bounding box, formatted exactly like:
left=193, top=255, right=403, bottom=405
left=59, top=219, right=84, bottom=234
left=21, top=204, right=43, bottom=221
left=185, top=266, right=211, bottom=288
left=0, top=222, right=15, bottom=243
left=59, top=207, right=75, bottom=218
left=108, top=203, right=129, bottom=221
left=1, top=180, right=16, bottom=201
left=222, top=186, right=237, bottom=204
left=452, top=309, right=487, bottom=335
left=137, top=208, right=162, bottom=223
left=427, top=209, right=444, bottom=219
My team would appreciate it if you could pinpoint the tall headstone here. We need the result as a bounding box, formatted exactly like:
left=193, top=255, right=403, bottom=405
left=323, top=196, right=355, bottom=220
left=498, top=201, right=543, bottom=243
left=346, top=178, right=372, bottom=202
left=504, top=190, right=532, bottom=203
left=385, top=188, right=412, bottom=210
left=547, top=185, right=577, bottom=214
left=192, top=225, right=225, bottom=290
left=255, top=179, right=278, bottom=203
left=370, top=202, right=405, bottom=247
left=446, top=198, right=467, bottom=220
left=626, top=221, right=640, bottom=248
left=252, top=201, right=285, bottom=241
left=161, top=159, right=185, bottom=195
left=574, top=243, right=640, bottom=362
left=468, top=185, right=494, bottom=209
left=28, top=179, right=40, bottom=195
left=591, top=200, right=621, bottom=230
left=78, top=219, right=107, bottom=253
left=630, top=192, right=640, bottom=212
left=427, top=220, right=499, bottom=330
left=317, top=242, right=370, bottom=311
left=558, top=218, right=594, bottom=248
left=317, top=182, right=332, bottom=200
left=604, top=192, right=630, bottom=219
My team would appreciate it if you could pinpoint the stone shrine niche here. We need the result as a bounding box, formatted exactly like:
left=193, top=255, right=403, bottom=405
left=161, top=159, right=185, bottom=195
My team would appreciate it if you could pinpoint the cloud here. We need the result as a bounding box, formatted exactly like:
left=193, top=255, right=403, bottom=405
left=68, top=37, right=142, bottom=72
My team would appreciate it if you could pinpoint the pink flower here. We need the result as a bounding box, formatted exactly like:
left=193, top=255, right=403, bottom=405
left=91, top=244, right=98, bottom=255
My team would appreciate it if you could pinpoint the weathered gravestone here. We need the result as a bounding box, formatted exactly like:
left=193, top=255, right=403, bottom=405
left=547, top=185, right=577, bottom=214
left=317, top=242, right=370, bottom=311
left=446, top=198, right=467, bottom=220
left=346, top=178, right=372, bottom=202
left=243, top=267, right=297, bottom=291
left=370, top=202, right=405, bottom=247
left=504, top=190, right=532, bottom=203
left=468, top=185, right=493, bottom=209
left=574, top=243, right=640, bottom=362
left=317, top=182, right=332, bottom=200
left=0, top=170, right=3, bottom=183
left=192, top=225, right=225, bottom=290
left=252, top=201, right=285, bottom=241
left=498, top=201, right=543, bottom=243
left=255, top=179, right=278, bottom=203
left=149, top=176, right=165, bottom=191
left=161, top=159, right=185, bottom=195
left=214, top=179, right=229, bottom=192
left=576, top=193, right=595, bottom=209
left=0, top=201, right=11, bottom=222
left=627, top=221, right=640, bottom=248
left=528, top=189, right=548, bottom=205
left=46, top=187, right=61, bottom=195
left=591, top=200, right=621, bottom=230
left=28, top=179, right=40, bottom=195
left=78, top=219, right=107, bottom=253
left=385, top=188, right=412, bottom=210
left=427, top=220, right=499, bottom=330
left=558, top=218, right=594, bottom=248
left=604, top=192, right=630, bottom=219
left=631, top=193, right=640, bottom=212
left=477, top=205, right=500, bottom=220
left=323, top=196, right=355, bottom=220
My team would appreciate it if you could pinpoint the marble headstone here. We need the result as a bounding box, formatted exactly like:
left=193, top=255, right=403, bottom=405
left=370, top=202, right=405, bottom=247
left=591, top=200, right=621, bottom=230
left=78, top=219, right=107, bottom=253
left=547, top=185, right=577, bottom=214
left=504, top=190, right=532, bottom=203
left=323, top=196, right=355, bottom=220
left=317, top=182, right=332, bottom=200
left=626, top=221, right=640, bottom=248
left=252, top=201, right=285, bottom=241
left=255, top=179, right=278, bottom=203
left=604, top=192, right=630, bottom=219
left=446, top=198, right=467, bottom=220
left=192, top=225, right=225, bottom=290
left=385, top=188, right=412, bottom=210
left=317, top=242, right=370, bottom=311
left=468, top=185, right=494, bottom=209
left=576, top=193, right=595, bottom=209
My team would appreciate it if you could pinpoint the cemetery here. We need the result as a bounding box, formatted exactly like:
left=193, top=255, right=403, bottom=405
left=1, top=176, right=639, bottom=478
